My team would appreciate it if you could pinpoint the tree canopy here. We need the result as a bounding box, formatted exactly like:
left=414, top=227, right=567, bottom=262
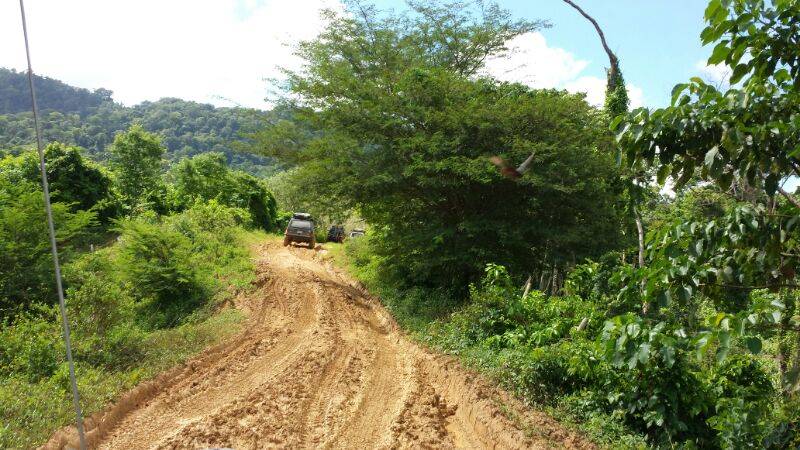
left=169, top=152, right=278, bottom=230
left=251, top=1, right=628, bottom=291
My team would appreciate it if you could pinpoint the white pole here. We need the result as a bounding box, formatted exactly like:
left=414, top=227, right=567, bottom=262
left=18, top=1, right=87, bottom=448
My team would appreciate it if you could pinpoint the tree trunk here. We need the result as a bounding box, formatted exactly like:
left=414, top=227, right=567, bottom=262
left=522, top=275, right=532, bottom=298
left=635, top=207, right=648, bottom=314
left=635, top=209, right=645, bottom=270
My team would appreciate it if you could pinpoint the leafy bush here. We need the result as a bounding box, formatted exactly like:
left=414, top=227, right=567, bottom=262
left=0, top=176, right=96, bottom=319
left=167, top=199, right=251, bottom=238
left=707, top=356, right=776, bottom=448
left=64, top=251, right=145, bottom=368
left=116, top=220, right=206, bottom=329
left=0, top=310, right=63, bottom=382
left=17, top=143, right=120, bottom=222
left=0, top=198, right=258, bottom=447
left=274, top=210, right=292, bottom=231
left=335, top=254, right=788, bottom=448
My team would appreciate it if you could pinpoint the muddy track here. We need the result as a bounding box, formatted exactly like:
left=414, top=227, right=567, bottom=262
left=45, top=241, right=594, bottom=450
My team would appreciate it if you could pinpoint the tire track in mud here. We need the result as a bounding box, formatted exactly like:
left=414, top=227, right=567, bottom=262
left=45, top=241, right=595, bottom=450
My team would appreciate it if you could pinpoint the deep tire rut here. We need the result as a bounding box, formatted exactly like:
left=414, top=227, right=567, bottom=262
left=44, top=241, right=595, bottom=450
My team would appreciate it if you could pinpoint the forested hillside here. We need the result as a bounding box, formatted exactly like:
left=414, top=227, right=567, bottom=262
left=0, top=68, right=275, bottom=175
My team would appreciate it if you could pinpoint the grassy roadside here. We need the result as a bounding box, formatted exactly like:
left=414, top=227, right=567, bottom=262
left=322, top=239, right=649, bottom=449
left=0, top=226, right=269, bottom=449
left=0, top=309, right=245, bottom=448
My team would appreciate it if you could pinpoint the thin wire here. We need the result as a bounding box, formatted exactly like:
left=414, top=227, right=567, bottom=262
left=18, top=1, right=87, bottom=449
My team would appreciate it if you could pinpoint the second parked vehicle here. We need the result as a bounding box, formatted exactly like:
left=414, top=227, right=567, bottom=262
left=284, top=213, right=316, bottom=248
left=327, top=225, right=345, bottom=243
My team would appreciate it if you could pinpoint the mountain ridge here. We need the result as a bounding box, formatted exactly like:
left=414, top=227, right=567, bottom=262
left=0, top=67, right=275, bottom=175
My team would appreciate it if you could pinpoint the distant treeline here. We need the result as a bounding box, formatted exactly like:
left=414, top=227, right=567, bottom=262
left=0, top=67, right=278, bottom=176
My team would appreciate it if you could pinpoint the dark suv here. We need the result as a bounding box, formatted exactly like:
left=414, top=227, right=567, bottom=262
left=284, top=213, right=316, bottom=248
left=327, top=225, right=345, bottom=243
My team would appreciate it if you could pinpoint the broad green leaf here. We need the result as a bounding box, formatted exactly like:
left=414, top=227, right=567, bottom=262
left=609, top=114, right=625, bottom=131
left=744, top=336, right=762, bottom=354
left=671, top=83, right=689, bottom=105
left=657, top=164, right=670, bottom=185
left=718, top=330, right=731, bottom=347
left=708, top=41, right=731, bottom=64
left=637, top=343, right=651, bottom=364
left=678, top=285, right=692, bottom=302
left=704, top=0, right=722, bottom=21
left=704, top=145, right=719, bottom=170
left=660, top=345, right=676, bottom=368
left=657, top=290, right=671, bottom=307
left=730, top=63, right=750, bottom=84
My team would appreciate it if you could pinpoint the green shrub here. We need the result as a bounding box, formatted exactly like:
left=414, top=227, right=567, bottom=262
left=274, top=210, right=292, bottom=231
left=0, top=310, right=63, bottom=381
left=2, top=143, right=121, bottom=223
left=707, top=355, right=776, bottom=448
left=557, top=391, right=649, bottom=449
left=0, top=177, right=96, bottom=318
left=116, top=220, right=207, bottom=329
left=766, top=396, right=800, bottom=448
left=181, top=200, right=251, bottom=232
left=167, top=200, right=251, bottom=247
left=63, top=252, right=146, bottom=369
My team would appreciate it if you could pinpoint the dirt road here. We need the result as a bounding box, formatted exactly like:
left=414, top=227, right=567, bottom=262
left=47, top=241, right=593, bottom=449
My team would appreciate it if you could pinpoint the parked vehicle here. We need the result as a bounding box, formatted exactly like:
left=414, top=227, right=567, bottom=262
left=327, top=225, right=345, bottom=243
left=284, top=213, right=316, bottom=248
left=349, top=228, right=365, bottom=238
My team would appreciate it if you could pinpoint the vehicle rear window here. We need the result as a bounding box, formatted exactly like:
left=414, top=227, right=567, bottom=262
left=291, top=220, right=312, bottom=229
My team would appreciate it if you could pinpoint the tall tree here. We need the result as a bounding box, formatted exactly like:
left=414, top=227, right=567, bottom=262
left=612, top=0, right=800, bottom=397
left=560, top=0, right=647, bottom=298
left=252, top=1, right=625, bottom=291
left=108, top=124, right=165, bottom=210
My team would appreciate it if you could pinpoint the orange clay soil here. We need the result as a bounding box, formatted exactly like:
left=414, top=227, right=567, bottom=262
left=44, top=240, right=595, bottom=450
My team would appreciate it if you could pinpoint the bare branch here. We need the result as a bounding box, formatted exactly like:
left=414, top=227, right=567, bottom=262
left=561, top=0, right=620, bottom=87
left=522, top=275, right=532, bottom=298
left=516, top=151, right=536, bottom=175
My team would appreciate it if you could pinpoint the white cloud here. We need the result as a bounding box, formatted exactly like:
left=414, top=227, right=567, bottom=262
left=562, top=76, right=606, bottom=106
left=482, top=32, right=588, bottom=87
left=1, top=7, right=645, bottom=110
left=563, top=76, right=644, bottom=109
left=0, top=0, right=341, bottom=108
left=483, top=32, right=645, bottom=108
left=695, top=60, right=731, bottom=87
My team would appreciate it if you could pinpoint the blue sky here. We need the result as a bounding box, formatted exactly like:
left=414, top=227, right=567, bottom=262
left=499, top=0, right=712, bottom=107
left=0, top=0, right=720, bottom=109
left=370, top=0, right=716, bottom=108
